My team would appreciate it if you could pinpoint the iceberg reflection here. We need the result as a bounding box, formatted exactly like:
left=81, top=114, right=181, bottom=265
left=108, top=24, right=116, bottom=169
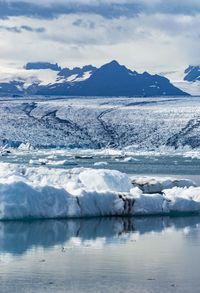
left=0, top=216, right=199, bottom=256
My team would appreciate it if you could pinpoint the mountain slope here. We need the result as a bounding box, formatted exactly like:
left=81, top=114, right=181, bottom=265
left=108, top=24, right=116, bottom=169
left=35, top=60, right=189, bottom=96
left=0, top=81, right=23, bottom=95
left=161, top=65, right=200, bottom=96
left=58, top=65, right=97, bottom=80
left=184, top=66, right=200, bottom=82
left=0, top=60, right=189, bottom=97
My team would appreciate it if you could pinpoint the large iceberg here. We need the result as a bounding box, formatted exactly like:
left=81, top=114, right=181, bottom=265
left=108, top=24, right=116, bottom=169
left=0, top=163, right=199, bottom=220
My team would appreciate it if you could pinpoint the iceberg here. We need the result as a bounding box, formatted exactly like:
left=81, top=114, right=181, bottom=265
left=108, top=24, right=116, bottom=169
left=131, top=176, right=196, bottom=194
left=0, top=163, right=199, bottom=220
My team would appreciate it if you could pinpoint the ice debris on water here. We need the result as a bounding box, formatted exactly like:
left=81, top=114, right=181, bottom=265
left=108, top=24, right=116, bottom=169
left=94, top=161, right=108, bottom=167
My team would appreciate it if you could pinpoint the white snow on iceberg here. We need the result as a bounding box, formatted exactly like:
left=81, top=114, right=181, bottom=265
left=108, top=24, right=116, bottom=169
left=131, top=176, right=196, bottom=194
left=0, top=163, right=199, bottom=220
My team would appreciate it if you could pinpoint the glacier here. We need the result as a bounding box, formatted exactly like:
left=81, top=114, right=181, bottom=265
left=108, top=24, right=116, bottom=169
left=0, top=163, right=200, bottom=220
left=1, top=96, right=200, bottom=150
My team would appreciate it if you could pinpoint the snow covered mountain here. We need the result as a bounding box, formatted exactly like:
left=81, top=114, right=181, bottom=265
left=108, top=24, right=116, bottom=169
left=0, top=62, right=97, bottom=96
left=184, top=66, right=200, bottom=82
left=58, top=65, right=97, bottom=80
left=161, top=65, right=200, bottom=96
left=0, top=61, right=189, bottom=97
left=0, top=81, right=23, bottom=96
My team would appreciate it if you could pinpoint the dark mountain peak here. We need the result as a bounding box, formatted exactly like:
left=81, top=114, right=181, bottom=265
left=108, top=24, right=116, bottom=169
left=70, top=65, right=97, bottom=73
left=25, top=62, right=62, bottom=71
left=58, top=64, right=97, bottom=78
left=107, top=60, right=120, bottom=66
left=1, top=60, right=190, bottom=97
left=142, top=71, right=151, bottom=77
left=185, top=65, right=199, bottom=74
left=82, top=65, right=97, bottom=71
left=94, top=60, right=132, bottom=79
left=71, top=60, right=189, bottom=97
left=184, top=65, right=200, bottom=82
left=100, top=60, right=126, bottom=70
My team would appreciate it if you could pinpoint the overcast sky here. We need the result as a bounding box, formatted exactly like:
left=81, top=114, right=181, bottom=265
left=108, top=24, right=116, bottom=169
left=0, top=0, right=199, bottom=72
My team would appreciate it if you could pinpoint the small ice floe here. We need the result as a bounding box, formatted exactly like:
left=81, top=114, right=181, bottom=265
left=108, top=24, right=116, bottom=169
left=122, top=157, right=138, bottom=163
left=29, top=158, right=48, bottom=165
left=74, top=155, right=93, bottom=160
left=18, top=143, right=34, bottom=151
left=113, top=155, right=125, bottom=160
left=0, top=150, right=11, bottom=157
left=38, top=158, right=48, bottom=165
left=94, top=161, right=108, bottom=167
left=47, top=160, right=78, bottom=166
left=131, top=176, right=196, bottom=194
left=75, top=155, right=93, bottom=159
left=47, top=155, right=58, bottom=160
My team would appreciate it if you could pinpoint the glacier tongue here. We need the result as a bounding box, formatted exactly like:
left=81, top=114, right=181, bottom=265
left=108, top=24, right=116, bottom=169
left=0, top=163, right=199, bottom=220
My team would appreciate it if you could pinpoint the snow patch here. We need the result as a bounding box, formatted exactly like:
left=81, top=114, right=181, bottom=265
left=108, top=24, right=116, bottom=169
left=79, top=169, right=132, bottom=193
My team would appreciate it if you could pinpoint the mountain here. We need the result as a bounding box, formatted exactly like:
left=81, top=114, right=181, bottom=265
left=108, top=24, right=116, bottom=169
left=58, top=65, right=97, bottom=79
left=184, top=66, right=200, bottom=82
left=161, top=65, right=200, bottom=96
left=35, top=60, right=189, bottom=96
left=0, top=81, right=23, bottom=95
left=0, top=60, right=189, bottom=97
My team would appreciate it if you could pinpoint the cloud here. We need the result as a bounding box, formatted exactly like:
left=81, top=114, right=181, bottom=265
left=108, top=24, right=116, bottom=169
left=0, top=24, right=45, bottom=33
left=0, top=0, right=199, bottom=73
left=0, top=1, right=141, bottom=19
left=0, top=11, right=199, bottom=72
left=0, top=1, right=199, bottom=20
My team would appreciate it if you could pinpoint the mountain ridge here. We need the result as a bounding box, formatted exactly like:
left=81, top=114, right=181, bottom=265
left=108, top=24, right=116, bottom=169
left=0, top=60, right=190, bottom=97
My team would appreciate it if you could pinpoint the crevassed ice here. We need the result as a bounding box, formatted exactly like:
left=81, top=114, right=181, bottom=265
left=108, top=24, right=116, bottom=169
left=0, top=163, right=199, bottom=220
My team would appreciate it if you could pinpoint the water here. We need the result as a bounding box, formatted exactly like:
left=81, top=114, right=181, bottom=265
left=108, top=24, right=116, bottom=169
left=2, top=148, right=200, bottom=183
left=0, top=217, right=200, bottom=293
left=1, top=149, right=200, bottom=291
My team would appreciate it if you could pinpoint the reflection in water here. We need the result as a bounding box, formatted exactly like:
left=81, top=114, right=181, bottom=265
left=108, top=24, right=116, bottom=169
left=0, top=216, right=200, bottom=256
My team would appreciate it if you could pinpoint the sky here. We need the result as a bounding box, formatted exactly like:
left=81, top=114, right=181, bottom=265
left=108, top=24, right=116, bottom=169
left=0, top=0, right=199, bottom=73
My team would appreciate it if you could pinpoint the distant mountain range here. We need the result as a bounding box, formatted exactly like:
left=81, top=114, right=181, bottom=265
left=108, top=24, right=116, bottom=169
left=161, top=65, right=200, bottom=96
left=0, top=60, right=194, bottom=97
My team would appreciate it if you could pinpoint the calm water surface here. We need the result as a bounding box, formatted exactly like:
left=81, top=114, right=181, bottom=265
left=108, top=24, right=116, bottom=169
left=0, top=217, right=200, bottom=293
